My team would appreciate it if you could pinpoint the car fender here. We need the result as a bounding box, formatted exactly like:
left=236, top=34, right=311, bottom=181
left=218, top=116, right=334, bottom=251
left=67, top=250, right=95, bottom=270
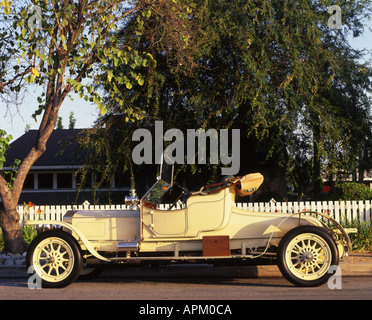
left=24, top=220, right=111, bottom=262
left=300, top=210, right=353, bottom=251
left=269, top=211, right=352, bottom=251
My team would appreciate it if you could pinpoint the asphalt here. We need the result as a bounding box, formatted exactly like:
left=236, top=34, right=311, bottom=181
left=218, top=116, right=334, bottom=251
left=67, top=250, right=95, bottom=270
left=1, top=252, right=372, bottom=279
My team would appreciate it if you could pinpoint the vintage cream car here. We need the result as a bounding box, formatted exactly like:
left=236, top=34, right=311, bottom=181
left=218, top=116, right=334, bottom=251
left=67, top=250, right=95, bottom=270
left=25, top=159, right=353, bottom=288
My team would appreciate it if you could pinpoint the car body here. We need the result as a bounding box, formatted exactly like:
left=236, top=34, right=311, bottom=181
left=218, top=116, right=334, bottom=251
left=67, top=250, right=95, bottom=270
left=25, top=157, right=354, bottom=288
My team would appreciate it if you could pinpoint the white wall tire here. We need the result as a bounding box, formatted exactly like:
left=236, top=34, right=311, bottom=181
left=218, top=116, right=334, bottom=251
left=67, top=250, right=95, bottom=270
left=26, top=230, right=83, bottom=288
left=277, top=226, right=339, bottom=287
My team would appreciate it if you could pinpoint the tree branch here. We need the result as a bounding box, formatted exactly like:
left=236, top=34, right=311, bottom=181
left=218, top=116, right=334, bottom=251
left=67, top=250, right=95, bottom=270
left=0, top=67, right=31, bottom=93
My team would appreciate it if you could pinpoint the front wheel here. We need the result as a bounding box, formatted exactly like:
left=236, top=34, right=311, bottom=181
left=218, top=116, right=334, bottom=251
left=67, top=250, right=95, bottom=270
left=26, top=230, right=83, bottom=288
left=277, top=225, right=339, bottom=287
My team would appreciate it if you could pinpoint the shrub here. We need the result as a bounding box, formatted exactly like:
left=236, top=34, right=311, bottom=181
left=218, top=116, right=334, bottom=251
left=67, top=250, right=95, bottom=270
left=21, top=225, right=38, bottom=246
left=331, top=182, right=372, bottom=201
left=342, top=219, right=372, bottom=252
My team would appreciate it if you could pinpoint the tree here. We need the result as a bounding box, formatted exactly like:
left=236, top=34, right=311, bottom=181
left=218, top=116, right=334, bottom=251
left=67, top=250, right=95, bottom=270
left=286, top=35, right=372, bottom=196
left=68, top=111, right=76, bottom=129
left=0, top=0, right=161, bottom=253
left=76, top=0, right=208, bottom=195
left=56, top=116, right=63, bottom=129
left=83, top=0, right=372, bottom=199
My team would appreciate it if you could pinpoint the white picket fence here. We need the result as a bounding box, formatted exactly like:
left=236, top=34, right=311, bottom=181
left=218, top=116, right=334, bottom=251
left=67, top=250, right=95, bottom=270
left=18, top=200, right=372, bottom=226
left=236, top=200, right=372, bottom=225
left=18, top=203, right=130, bottom=224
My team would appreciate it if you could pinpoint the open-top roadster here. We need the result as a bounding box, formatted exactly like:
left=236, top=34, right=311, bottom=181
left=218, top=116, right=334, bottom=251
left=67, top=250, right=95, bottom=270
left=25, top=156, right=353, bottom=288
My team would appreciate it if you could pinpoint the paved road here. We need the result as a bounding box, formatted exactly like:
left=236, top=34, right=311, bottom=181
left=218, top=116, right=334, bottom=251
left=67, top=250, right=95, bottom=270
left=1, top=275, right=372, bottom=301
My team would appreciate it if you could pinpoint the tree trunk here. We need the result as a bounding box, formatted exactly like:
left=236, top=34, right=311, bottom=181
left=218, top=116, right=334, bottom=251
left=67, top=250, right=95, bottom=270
left=0, top=146, right=54, bottom=254
left=0, top=185, right=27, bottom=253
left=0, top=77, right=63, bottom=253
left=0, top=206, right=27, bottom=254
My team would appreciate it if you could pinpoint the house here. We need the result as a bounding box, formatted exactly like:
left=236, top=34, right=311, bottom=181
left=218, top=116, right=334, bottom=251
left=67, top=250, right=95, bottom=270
left=2, top=129, right=131, bottom=205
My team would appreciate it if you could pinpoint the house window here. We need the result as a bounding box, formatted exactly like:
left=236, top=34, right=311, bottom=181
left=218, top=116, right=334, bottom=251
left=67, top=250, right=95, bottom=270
left=38, top=173, right=53, bottom=189
left=24, top=174, right=34, bottom=189
left=57, top=173, right=73, bottom=189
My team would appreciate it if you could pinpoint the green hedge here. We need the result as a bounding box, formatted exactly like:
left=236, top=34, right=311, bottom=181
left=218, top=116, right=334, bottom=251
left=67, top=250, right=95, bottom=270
left=331, top=182, right=372, bottom=201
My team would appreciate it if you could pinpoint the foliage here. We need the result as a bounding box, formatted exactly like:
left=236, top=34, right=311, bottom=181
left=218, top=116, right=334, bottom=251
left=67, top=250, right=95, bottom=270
left=68, top=112, right=76, bottom=129
left=81, top=0, right=372, bottom=195
left=0, top=129, right=12, bottom=170
left=0, top=0, right=12, bottom=14
left=0, top=0, right=201, bottom=191
left=1, top=1, right=150, bottom=116
left=76, top=0, right=208, bottom=194
left=0, top=130, right=20, bottom=189
left=331, top=182, right=372, bottom=201
left=0, top=0, right=160, bottom=253
left=21, top=225, right=37, bottom=246
left=56, top=117, right=63, bottom=129
left=341, top=219, right=372, bottom=252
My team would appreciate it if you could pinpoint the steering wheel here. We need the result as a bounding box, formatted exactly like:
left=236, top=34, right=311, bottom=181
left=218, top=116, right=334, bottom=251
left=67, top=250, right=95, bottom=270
left=167, top=182, right=191, bottom=210
left=174, top=182, right=191, bottom=196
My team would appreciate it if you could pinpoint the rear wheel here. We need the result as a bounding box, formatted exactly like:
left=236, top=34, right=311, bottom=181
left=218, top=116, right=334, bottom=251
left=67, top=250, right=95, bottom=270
left=26, top=230, right=83, bottom=288
left=277, top=225, right=339, bottom=287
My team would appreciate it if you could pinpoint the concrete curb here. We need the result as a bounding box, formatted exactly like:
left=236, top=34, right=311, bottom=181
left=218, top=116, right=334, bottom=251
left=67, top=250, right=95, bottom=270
left=1, top=258, right=372, bottom=279
left=0, top=266, right=28, bottom=278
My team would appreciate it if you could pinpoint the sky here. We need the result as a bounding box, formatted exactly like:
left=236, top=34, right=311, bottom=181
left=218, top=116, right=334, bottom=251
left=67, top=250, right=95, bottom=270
left=0, top=88, right=99, bottom=141
left=1, top=16, right=372, bottom=142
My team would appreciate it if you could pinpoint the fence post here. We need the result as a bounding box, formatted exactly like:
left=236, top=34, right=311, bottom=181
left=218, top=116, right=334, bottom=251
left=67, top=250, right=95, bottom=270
left=358, top=200, right=364, bottom=225
left=366, top=200, right=371, bottom=226
left=352, top=201, right=357, bottom=222
left=293, top=201, right=299, bottom=213
left=346, top=201, right=352, bottom=223
left=334, top=201, right=340, bottom=223
left=281, top=202, right=287, bottom=213
left=340, top=201, right=345, bottom=224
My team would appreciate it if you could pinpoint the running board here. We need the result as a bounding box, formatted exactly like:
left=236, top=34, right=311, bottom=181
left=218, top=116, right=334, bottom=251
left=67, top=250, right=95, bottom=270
left=109, top=255, right=249, bottom=262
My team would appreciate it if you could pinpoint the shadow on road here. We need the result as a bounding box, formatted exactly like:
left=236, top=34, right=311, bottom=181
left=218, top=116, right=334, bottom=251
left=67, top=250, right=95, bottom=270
left=79, top=273, right=292, bottom=288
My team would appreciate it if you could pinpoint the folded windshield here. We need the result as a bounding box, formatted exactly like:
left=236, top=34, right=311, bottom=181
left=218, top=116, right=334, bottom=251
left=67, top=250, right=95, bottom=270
left=144, top=180, right=170, bottom=203
left=142, top=153, right=174, bottom=204
left=159, top=152, right=174, bottom=185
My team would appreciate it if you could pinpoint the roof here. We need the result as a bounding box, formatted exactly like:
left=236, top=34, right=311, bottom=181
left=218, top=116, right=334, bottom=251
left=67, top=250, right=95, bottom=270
left=3, top=129, right=86, bottom=169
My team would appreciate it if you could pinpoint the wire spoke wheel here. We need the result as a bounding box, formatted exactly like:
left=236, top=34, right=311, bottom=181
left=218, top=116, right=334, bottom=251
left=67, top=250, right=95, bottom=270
left=27, top=230, right=83, bottom=288
left=285, top=234, right=331, bottom=280
left=34, top=238, right=74, bottom=282
left=277, top=226, right=339, bottom=287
